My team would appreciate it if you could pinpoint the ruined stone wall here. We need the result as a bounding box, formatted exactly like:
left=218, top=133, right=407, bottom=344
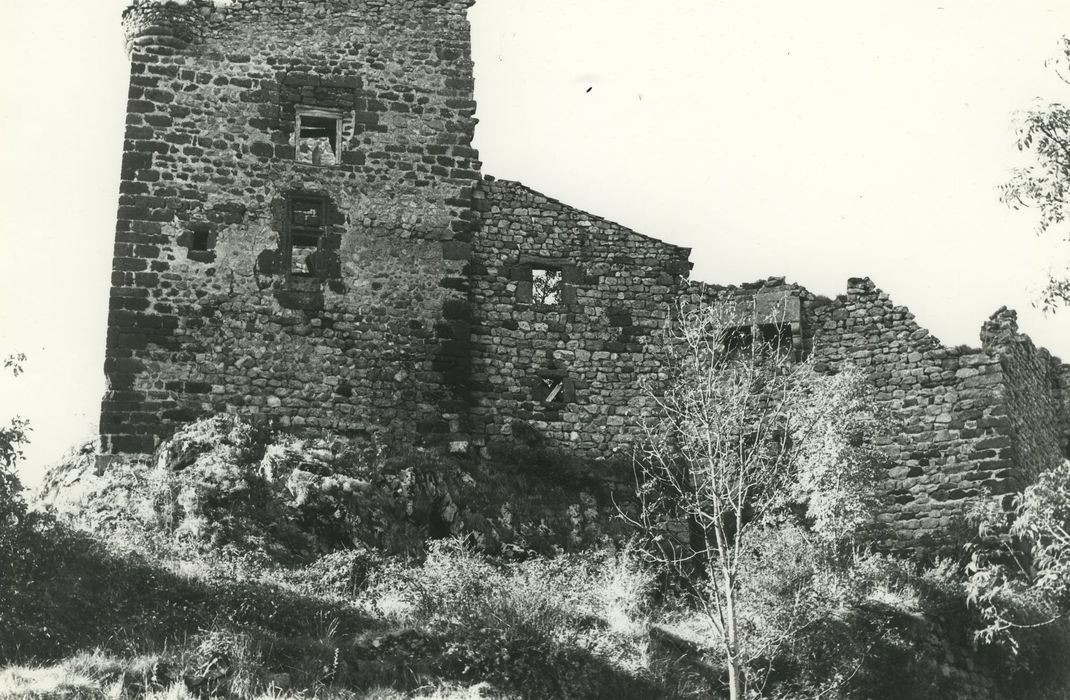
left=100, top=3, right=1070, bottom=551
left=676, top=277, right=1070, bottom=544
left=101, top=0, right=480, bottom=454
left=980, top=309, right=1070, bottom=483
left=464, top=178, right=691, bottom=457
left=800, top=279, right=1014, bottom=542
left=763, top=278, right=1059, bottom=546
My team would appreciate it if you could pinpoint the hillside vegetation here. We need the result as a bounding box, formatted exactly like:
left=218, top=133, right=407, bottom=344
left=1, top=416, right=1068, bottom=699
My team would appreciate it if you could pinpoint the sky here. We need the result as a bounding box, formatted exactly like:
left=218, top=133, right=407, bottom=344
left=1, top=0, right=1068, bottom=485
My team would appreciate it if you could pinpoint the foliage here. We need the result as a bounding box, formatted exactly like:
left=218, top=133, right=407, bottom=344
left=479, top=434, right=636, bottom=554
left=787, top=369, right=886, bottom=548
left=1, top=352, right=29, bottom=467
left=367, top=539, right=671, bottom=698
left=1000, top=36, right=1070, bottom=310
left=0, top=352, right=30, bottom=564
left=18, top=405, right=1070, bottom=697
left=631, top=301, right=885, bottom=698
left=966, top=460, right=1070, bottom=648
left=649, top=528, right=1025, bottom=700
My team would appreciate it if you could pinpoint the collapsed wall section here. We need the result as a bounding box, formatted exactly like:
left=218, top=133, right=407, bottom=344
left=802, top=279, right=1009, bottom=542
left=680, top=276, right=1068, bottom=544
left=101, top=0, right=480, bottom=454
left=803, top=278, right=1068, bottom=543
left=464, top=178, right=692, bottom=457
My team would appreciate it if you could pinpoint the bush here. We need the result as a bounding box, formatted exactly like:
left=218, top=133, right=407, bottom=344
left=964, top=462, right=1070, bottom=698
left=646, top=524, right=1023, bottom=699
left=0, top=352, right=30, bottom=564
left=367, top=540, right=668, bottom=698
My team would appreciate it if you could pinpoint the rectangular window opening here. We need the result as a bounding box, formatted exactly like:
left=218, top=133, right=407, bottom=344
left=288, top=196, right=327, bottom=275
left=295, top=110, right=344, bottom=166
left=190, top=228, right=210, bottom=252
left=532, top=267, right=563, bottom=305
left=721, top=323, right=794, bottom=356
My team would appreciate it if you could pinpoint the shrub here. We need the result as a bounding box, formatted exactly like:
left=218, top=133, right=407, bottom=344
left=367, top=540, right=664, bottom=698
left=283, top=548, right=385, bottom=598
left=0, top=352, right=30, bottom=564
left=964, top=462, right=1070, bottom=697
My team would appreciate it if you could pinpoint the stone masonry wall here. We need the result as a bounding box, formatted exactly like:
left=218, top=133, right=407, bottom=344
left=101, top=0, right=480, bottom=454
left=464, top=178, right=692, bottom=457
left=803, top=278, right=1016, bottom=543
left=101, top=1, right=1070, bottom=549
left=679, top=277, right=1069, bottom=544
left=980, top=309, right=1070, bottom=484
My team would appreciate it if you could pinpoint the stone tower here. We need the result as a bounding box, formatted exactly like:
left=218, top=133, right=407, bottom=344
left=101, top=0, right=480, bottom=455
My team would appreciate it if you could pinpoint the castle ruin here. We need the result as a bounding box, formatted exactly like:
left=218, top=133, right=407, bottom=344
left=102, top=0, right=1070, bottom=544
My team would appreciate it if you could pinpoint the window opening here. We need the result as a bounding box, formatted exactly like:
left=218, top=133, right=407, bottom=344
left=721, top=323, right=793, bottom=356
left=190, top=227, right=210, bottom=252
left=295, top=110, right=343, bottom=166
left=288, top=195, right=327, bottom=275
left=534, top=376, right=566, bottom=404
left=532, top=267, right=563, bottom=305
left=722, top=326, right=753, bottom=353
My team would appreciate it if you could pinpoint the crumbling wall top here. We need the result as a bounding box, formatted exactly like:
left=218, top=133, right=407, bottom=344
left=122, top=0, right=477, bottom=55
left=124, top=0, right=476, bottom=20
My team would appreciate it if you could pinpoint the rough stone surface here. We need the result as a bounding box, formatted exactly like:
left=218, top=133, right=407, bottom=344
left=102, top=0, right=1070, bottom=546
left=466, top=179, right=691, bottom=457
left=686, top=277, right=1070, bottom=543
left=103, top=0, right=479, bottom=454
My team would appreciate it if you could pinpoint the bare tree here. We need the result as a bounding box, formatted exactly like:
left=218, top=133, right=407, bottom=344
left=630, top=302, right=881, bottom=699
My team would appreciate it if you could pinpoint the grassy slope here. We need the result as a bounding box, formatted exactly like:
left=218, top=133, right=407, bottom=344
left=0, top=421, right=680, bottom=699
left=0, top=521, right=678, bottom=699
left=5, top=417, right=1068, bottom=699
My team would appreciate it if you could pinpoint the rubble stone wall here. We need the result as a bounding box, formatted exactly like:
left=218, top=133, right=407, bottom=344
left=802, top=278, right=1018, bottom=542
left=980, top=310, right=1070, bottom=484
left=101, top=0, right=480, bottom=454
left=679, top=277, right=1069, bottom=544
left=465, top=178, right=691, bottom=457
left=100, top=1, right=1070, bottom=548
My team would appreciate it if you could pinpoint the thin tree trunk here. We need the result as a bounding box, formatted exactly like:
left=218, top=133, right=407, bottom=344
left=726, top=657, right=742, bottom=700
left=724, top=587, right=742, bottom=700
left=717, top=532, right=742, bottom=700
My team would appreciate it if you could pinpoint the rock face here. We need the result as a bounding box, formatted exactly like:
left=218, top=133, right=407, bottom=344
left=100, top=0, right=1070, bottom=546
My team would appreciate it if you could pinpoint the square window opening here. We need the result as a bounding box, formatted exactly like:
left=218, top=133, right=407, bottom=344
left=532, top=267, right=563, bottom=305
left=534, top=376, right=566, bottom=404
left=295, top=112, right=343, bottom=166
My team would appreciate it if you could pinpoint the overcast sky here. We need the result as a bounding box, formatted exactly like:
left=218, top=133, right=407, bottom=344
left=2, top=0, right=1068, bottom=485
